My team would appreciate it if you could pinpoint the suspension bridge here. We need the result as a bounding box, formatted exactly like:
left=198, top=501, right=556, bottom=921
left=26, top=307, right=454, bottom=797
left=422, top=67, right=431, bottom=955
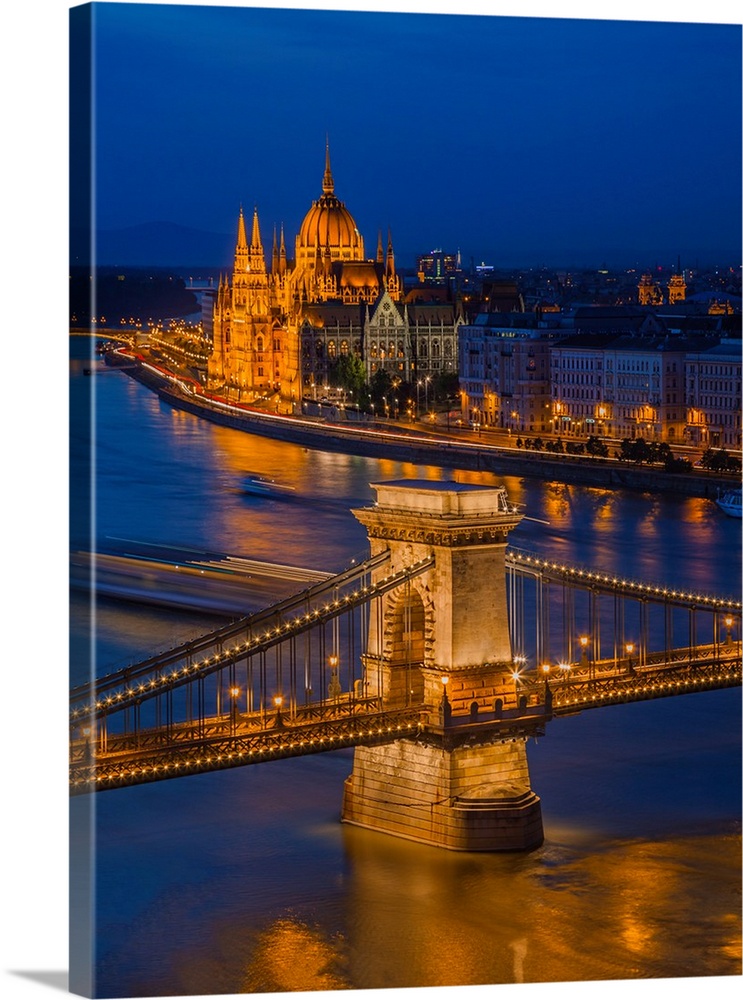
left=70, top=480, right=741, bottom=851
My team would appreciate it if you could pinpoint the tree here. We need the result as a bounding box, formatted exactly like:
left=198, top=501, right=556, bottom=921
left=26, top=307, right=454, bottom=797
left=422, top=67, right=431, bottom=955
left=328, top=354, right=369, bottom=408
left=699, top=447, right=741, bottom=474
left=369, top=369, right=393, bottom=408
left=585, top=435, right=609, bottom=458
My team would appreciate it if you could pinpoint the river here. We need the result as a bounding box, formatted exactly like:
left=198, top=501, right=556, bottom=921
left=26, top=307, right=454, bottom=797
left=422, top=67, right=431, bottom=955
left=69, top=338, right=741, bottom=998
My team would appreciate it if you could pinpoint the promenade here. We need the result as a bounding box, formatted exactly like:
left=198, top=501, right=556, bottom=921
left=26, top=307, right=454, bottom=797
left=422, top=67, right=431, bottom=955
left=104, top=347, right=738, bottom=499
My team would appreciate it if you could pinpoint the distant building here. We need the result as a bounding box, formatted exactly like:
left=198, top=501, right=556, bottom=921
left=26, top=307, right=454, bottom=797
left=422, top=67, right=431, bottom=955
left=684, top=339, right=742, bottom=449
left=549, top=332, right=737, bottom=445
left=667, top=272, right=686, bottom=304
left=458, top=315, right=552, bottom=432
left=638, top=273, right=664, bottom=306
left=417, top=248, right=461, bottom=285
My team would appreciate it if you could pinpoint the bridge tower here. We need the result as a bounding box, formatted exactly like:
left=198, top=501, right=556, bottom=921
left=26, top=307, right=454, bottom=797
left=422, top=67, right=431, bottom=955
left=342, top=480, right=544, bottom=851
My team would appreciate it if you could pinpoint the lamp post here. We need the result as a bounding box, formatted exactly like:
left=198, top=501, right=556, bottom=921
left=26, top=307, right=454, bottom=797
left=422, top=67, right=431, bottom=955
left=724, top=616, right=734, bottom=647
left=579, top=634, right=592, bottom=679
left=439, top=675, right=452, bottom=727
left=230, top=686, right=240, bottom=734
left=273, top=694, right=284, bottom=728
left=625, top=642, right=635, bottom=673
left=541, top=663, right=553, bottom=712
left=328, top=654, right=341, bottom=702
left=511, top=655, right=526, bottom=709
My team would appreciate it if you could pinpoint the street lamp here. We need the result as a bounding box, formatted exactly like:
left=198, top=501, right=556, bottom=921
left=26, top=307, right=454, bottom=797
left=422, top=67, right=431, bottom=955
left=230, top=686, right=240, bottom=732
left=328, top=654, right=341, bottom=701
left=273, top=694, right=284, bottom=728
left=724, top=616, right=734, bottom=647
left=541, top=664, right=553, bottom=711
left=439, top=675, right=452, bottom=727
left=625, top=642, right=635, bottom=672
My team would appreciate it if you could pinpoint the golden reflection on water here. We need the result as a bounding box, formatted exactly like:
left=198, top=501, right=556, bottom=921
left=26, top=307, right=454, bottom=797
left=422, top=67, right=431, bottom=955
left=336, top=824, right=741, bottom=988
left=240, top=917, right=349, bottom=993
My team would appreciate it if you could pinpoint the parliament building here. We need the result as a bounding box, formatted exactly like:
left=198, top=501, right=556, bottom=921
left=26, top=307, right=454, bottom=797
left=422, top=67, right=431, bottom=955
left=207, top=145, right=463, bottom=407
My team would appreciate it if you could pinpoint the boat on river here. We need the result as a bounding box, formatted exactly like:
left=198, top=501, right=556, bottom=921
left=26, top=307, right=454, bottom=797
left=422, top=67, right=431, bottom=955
left=715, top=488, right=742, bottom=518
left=240, top=475, right=297, bottom=498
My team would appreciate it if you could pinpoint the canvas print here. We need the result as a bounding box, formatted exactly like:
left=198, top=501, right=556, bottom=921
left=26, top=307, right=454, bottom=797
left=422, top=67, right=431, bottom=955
left=69, top=2, right=742, bottom=998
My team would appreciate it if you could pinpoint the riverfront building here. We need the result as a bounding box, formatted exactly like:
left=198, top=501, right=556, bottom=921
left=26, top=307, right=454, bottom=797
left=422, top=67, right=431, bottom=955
left=207, top=145, right=462, bottom=406
left=458, top=317, right=552, bottom=433
left=549, top=334, right=688, bottom=442
left=684, top=339, right=742, bottom=448
left=460, top=321, right=741, bottom=447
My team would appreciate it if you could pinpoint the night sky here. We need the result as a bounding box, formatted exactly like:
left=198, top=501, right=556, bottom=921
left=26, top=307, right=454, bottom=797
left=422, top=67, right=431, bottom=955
left=79, top=0, right=742, bottom=270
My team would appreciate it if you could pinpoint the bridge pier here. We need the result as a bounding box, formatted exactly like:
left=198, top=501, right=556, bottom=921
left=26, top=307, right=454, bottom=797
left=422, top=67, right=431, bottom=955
left=342, top=480, right=544, bottom=852
left=342, top=735, right=543, bottom=852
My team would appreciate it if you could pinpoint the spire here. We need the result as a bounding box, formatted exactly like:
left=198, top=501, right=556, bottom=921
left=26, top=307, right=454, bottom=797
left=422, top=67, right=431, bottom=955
left=386, top=227, right=395, bottom=276
left=377, top=230, right=384, bottom=263
left=250, top=206, right=263, bottom=251
left=272, top=225, right=279, bottom=273
left=322, top=136, right=334, bottom=194
left=279, top=223, right=286, bottom=276
left=236, top=206, right=248, bottom=249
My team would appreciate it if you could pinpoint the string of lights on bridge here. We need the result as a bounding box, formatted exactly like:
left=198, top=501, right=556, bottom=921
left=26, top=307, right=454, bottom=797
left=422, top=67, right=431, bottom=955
left=69, top=556, right=434, bottom=724
left=70, top=716, right=423, bottom=792
left=548, top=663, right=741, bottom=712
left=506, top=547, right=742, bottom=611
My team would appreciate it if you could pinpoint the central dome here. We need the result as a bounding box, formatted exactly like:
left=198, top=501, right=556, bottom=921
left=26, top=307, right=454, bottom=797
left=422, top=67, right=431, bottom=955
left=295, top=145, right=365, bottom=268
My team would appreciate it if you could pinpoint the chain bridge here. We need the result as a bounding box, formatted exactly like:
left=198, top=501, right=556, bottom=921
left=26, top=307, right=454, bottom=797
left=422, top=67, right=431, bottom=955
left=70, top=480, right=741, bottom=851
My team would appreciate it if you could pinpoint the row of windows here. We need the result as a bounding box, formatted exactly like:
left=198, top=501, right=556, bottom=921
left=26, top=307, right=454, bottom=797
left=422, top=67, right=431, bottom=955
left=696, top=380, right=741, bottom=393
left=689, top=364, right=740, bottom=376
left=690, top=396, right=743, bottom=410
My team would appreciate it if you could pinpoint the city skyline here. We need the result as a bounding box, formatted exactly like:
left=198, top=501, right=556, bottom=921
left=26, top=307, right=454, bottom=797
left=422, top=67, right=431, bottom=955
left=80, top=1, right=742, bottom=271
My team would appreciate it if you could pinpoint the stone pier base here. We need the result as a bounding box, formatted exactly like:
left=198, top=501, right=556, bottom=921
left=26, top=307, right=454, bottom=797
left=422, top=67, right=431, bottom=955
left=341, top=737, right=543, bottom=852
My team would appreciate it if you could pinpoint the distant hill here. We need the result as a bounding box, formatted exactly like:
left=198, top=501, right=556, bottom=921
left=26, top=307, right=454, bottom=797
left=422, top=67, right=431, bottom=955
left=70, top=220, right=234, bottom=269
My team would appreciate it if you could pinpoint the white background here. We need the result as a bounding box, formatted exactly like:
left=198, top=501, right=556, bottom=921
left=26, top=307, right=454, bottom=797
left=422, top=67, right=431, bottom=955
left=1, top=2, right=739, bottom=999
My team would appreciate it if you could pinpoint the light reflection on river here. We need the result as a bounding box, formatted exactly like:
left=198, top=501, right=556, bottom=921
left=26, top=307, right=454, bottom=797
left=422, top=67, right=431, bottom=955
left=70, top=343, right=741, bottom=997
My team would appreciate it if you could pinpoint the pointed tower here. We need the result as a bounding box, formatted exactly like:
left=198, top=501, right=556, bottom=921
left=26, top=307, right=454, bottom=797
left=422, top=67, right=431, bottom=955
left=279, top=224, right=287, bottom=276
left=248, top=207, right=266, bottom=273
left=232, top=207, right=249, bottom=308
left=271, top=226, right=279, bottom=275
left=386, top=228, right=396, bottom=277
left=322, top=136, right=334, bottom=195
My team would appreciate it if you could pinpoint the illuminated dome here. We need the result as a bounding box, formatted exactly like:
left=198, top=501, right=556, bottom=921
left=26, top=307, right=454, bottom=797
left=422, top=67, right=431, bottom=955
left=295, top=144, right=365, bottom=269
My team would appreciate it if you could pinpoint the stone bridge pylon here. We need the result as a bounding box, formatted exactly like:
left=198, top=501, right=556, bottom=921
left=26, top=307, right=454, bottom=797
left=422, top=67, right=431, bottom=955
left=341, top=480, right=545, bottom=852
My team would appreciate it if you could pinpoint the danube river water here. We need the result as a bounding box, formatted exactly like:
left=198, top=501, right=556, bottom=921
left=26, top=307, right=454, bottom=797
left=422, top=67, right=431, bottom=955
left=69, top=340, right=741, bottom=997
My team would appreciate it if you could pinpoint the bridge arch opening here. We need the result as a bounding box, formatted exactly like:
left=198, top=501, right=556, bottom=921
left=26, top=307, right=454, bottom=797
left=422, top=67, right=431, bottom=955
left=383, top=585, right=427, bottom=706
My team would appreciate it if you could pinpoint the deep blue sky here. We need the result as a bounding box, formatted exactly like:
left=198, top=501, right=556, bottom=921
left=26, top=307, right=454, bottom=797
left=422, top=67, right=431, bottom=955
left=81, top=1, right=742, bottom=270
left=80, top=2, right=743, bottom=269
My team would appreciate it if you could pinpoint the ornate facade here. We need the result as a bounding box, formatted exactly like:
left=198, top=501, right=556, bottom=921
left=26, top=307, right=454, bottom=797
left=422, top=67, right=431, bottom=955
left=207, top=145, right=403, bottom=407
left=208, top=145, right=463, bottom=406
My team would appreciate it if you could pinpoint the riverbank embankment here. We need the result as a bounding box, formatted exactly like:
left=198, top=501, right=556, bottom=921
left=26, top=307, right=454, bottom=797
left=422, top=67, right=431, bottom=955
left=110, top=352, right=737, bottom=499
